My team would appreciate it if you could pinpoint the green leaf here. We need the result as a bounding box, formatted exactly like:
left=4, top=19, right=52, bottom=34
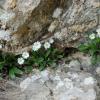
left=0, top=73, right=2, bottom=80
left=0, top=76, right=2, bottom=80
left=78, top=44, right=90, bottom=52
left=94, top=38, right=100, bottom=43
left=9, top=67, right=23, bottom=79
left=89, top=49, right=96, bottom=56
left=38, top=58, right=44, bottom=63
left=25, top=66, right=33, bottom=73
left=52, top=48, right=58, bottom=54
left=96, top=55, right=100, bottom=63
left=39, top=62, right=46, bottom=71
left=9, top=68, right=16, bottom=79
left=13, top=67, right=23, bottom=74
left=0, top=62, right=4, bottom=70
left=91, top=54, right=98, bottom=65
left=45, top=49, right=51, bottom=58
left=57, top=55, right=64, bottom=59
left=39, top=65, right=45, bottom=71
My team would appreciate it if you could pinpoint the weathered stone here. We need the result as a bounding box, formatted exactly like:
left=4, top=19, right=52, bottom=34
left=0, top=55, right=99, bottom=100
left=0, top=0, right=99, bottom=54
left=48, top=20, right=59, bottom=32
left=0, top=30, right=11, bottom=41
left=96, top=67, right=100, bottom=76
left=52, top=8, right=62, bottom=18
left=68, top=60, right=81, bottom=71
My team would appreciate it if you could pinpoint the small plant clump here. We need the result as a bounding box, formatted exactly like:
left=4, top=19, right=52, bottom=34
left=78, top=28, right=100, bottom=64
left=0, top=28, right=99, bottom=79
left=0, top=38, right=64, bottom=79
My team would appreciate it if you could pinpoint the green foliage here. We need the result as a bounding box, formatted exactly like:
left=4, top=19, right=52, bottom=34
left=0, top=52, right=23, bottom=79
left=9, top=67, right=23, bottom=79
left=26, top=47, right=64, bottom=71
left=0, top=47, right=64, bottom=79
left=78, top=36, right=100, bottom=65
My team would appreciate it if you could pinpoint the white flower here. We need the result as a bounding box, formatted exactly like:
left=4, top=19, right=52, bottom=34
left=96, top=28, right=100, bottom=37
left=49, top=38, right=54, bottom=44
left=83, top=77, right=94, bottom=85
left=89, top=33, right=95, bottom=39
left=0, top=44, right=2, bottom=49
left=44, top=42, right=51, bottom=49
left=17, top=57, right=24, bottom=65
left=22, top=51, right=29, bottom=59
left=32, top=41, right=41, bottom=51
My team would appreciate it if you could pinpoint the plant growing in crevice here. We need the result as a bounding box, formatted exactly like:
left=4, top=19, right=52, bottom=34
left=24, top=39, right=64, bottom=71
left=78, top=29, right=100, bottom=65
left=0, top=38, right=64, bottom=79
left=0, top=52, right=23, bottom=79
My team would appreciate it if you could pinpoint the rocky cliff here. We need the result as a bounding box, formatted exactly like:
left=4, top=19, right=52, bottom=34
left=0, top=0, right=99, bottom=54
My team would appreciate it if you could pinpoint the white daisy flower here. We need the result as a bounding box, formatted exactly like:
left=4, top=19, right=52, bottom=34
left=32, top=41, right=41, bottom=51
left=89, top=33, right=95, bottom=39
left=96, top=28, right=100, bottom=37
left=22, top=51, right=29, bottom=59
left=0, top=44, right=2, bottom=49
left=44, top=42, right=51, bottom=49
left=49, top=38, right=54, bottom=44
left=18, top=57, right=24, bottom=65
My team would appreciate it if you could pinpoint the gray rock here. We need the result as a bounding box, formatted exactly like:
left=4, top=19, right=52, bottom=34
left=0, top=0, right=99, bottom=54
left=80, top=56, right=92, bottom=71
left=68, top=60, right=81, bottom=71
left=0, top=61, right=97, bottom=100
left=52, top=8, right=62, bottom=18
left=96, top=67, right=100, bottom=76
left=0, top=30, right=11, bottom=41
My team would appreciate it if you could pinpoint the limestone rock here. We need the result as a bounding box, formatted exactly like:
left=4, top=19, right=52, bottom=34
left=52, top=8, right=62, bottom=18
left=68, top=60, right=81, bottom=71
left=1, top=54, right=100, bottom=100
left=96, top=67, right=100, bottom=76
left=0, top=0, right=99, bottom=54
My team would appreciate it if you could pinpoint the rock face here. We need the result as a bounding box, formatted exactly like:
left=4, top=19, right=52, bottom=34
left=0, top=0, right=99, bottom=54
left=0, top=52, right=99, bottom=100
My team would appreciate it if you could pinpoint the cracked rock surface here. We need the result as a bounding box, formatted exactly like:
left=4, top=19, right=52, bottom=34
left=0, top=52, right=100, bottom=100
